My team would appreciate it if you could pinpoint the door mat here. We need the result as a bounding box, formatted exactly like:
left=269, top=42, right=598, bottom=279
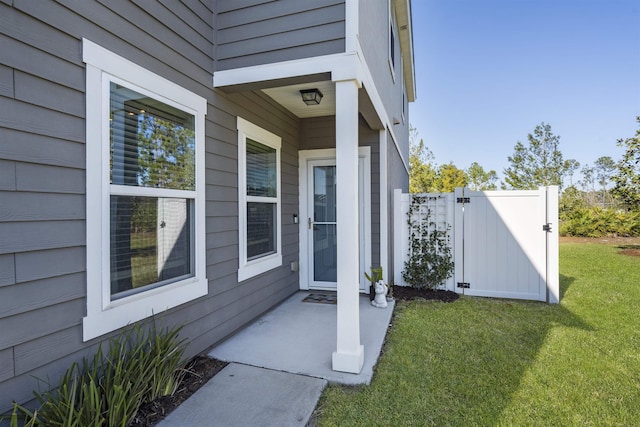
left=302, top=293, right=337, bottom=304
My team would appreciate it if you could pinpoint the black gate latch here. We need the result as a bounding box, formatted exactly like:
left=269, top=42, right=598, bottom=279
left=542, top=223, right=552, bottom=232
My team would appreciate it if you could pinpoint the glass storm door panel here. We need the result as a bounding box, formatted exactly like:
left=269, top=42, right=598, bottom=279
left=307, top=157, right=366, bottom=291
left=311, top=164, right=338, bottom=285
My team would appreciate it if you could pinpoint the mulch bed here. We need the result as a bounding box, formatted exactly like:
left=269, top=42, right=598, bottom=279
left=391, top=285, right=459, bottom=302
left=131, top=356, right=227, bottom=427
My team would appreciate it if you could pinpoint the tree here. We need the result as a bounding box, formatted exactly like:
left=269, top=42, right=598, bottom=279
left=594, top=156, right=616, bottom=207
left=503, top=122, right=568, bottom=190
left=579, top=164, right=597, bottom=207
left=466, top=162, right=498, bottom=191
left=564, top=159, right=580, bottom=187
left=409, top=131, right=438, bottom=193
left=612, top=117, right=640, bottom=210
left=432, top=163, right=467, bottom=192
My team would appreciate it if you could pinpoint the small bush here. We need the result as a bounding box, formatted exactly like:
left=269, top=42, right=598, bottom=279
left=402, top=195, right=455, bottom=290
left=9, top=321, right=187, bottom=427
left=560, top=207, right=640, bottom=237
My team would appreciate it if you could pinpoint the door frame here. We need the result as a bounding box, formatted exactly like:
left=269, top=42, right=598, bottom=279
left=298, top=148, right=371, bottom=292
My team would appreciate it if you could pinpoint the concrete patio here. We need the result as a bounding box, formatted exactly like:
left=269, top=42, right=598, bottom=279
left=209, top=291, right=395, bottom=385
left=158, top=291, right=395, bottom=426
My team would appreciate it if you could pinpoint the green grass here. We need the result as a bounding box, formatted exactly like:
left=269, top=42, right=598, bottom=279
left=316, top=243, right=640, bottom=426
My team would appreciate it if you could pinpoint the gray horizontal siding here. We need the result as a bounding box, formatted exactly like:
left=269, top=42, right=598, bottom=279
left=0, top=98, right=84, bottom=143
left=13, top=326, right=83, bottom=376
left=0, top=34, right=84, bottom=92
left=0, top=298, right=84, bottom=349
left=0, top=193, right=84, bottom=222
left=0, top=64, right=13, bottom=97
left=0, top=129, right=85, bottom=169
left=14, top=247, right=85, bottom=284
left=14, top=71, right=84, bottom=118
left=0, top=273, right=85, bottom=319
left=15, top=163, right=85, bottom=194
left=0, top=347, right=12, bottom=382
left=216, top=0, right=345, bottom=71
left=0, top=0, right=312, bottom=415
left=359, top=0, right=410, bottom=166
left=386, top=131, right=409, bottom=281
left=0, top=254, right=15, bottom=287
left=0, top=159, right=16, bottom=190
left=0, top=221, right=85, bottom=255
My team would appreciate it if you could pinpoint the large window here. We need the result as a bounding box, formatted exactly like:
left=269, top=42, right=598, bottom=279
left=237, top=117, right=282, bottom=281
left=83, top=39, right=207, bottom=340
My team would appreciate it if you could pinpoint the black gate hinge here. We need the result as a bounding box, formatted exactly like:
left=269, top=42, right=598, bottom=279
left=457, top=282, right=470, bottom=289
left=542, top=223, right=552, bottom=232
left=456, top=197, right=470, bottom=204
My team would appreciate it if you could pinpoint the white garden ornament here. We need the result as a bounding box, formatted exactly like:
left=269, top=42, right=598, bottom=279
left=371, top=280, right=388, bottom=308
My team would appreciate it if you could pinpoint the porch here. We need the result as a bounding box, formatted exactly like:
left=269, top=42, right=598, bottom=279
left=209, top=291, right=395, bottom=385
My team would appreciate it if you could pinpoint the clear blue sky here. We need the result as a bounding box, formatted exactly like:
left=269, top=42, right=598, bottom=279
left=409, top=0, right=640, bottom=184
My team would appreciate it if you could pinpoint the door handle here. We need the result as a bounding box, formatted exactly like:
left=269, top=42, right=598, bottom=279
left=308, top=217, right=313, bottom=230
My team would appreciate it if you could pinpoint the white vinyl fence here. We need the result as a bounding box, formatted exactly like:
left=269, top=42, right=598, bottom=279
left=393, top=187, right=559, bottom=303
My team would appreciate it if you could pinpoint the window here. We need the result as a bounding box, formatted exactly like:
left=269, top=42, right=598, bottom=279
left=237, top=117, right=282, bottom=281
left=83, top=39, right=207, bottom=340
left=389, top=2, right=397, bottom=80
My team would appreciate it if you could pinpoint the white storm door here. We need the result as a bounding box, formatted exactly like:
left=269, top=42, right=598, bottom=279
left=306, top=157, right=367, bottom=291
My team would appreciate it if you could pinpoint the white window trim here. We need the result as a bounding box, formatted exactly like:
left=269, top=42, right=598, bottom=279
left=237, top=117, right=282, bottom=281
left=82, top=39, right=207, bottom=341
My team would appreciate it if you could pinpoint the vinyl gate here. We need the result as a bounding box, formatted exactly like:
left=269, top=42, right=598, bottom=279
left=393, top=187, right=559, bottom=303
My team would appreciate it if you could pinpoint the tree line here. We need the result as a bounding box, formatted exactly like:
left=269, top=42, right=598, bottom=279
left=409, top=117, right=640, bottom=236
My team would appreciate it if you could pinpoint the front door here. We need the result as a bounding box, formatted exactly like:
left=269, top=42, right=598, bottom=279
left=301, top=150, right=369, bottom=291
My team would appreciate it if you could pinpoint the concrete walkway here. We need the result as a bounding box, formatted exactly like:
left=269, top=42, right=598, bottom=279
left=158, top=292, right=394, bottom=426
left=158, top=363, right=326, bottom=427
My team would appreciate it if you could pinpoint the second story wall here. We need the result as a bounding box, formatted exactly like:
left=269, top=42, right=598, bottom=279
left=215, top=0, right=346, bottom=71
left=359, top=0, right=410, bottom=165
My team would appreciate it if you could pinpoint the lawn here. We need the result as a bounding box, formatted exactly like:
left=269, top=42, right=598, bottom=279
left=316, top=242, right=640, bottom=426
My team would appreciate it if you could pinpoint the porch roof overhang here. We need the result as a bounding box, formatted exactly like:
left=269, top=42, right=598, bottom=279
left=213, top=52, right=386, bottom=131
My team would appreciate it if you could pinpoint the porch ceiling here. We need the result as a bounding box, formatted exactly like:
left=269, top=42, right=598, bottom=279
left=262, top=81, right=335, bottom=118
left=262, top=81, right=383, bottom=129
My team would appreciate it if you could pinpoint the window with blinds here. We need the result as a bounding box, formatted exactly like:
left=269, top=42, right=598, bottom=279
left=82, top=39, right=207, bottom=340
left=237, top=118, right=282, bottom=281
left=108, top=82, right=196, bottom=299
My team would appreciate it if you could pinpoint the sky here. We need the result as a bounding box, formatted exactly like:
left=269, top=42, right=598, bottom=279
left=409, top=0, right=640, bottom=185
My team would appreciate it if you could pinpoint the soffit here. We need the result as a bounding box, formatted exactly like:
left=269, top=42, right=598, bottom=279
left=262, top=81, right=336, bottom=119
left=394, top=0, right=416, bottom=102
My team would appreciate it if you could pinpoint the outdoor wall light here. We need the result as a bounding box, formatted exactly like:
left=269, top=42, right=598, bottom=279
left=300, top=88, right=323, bottom=105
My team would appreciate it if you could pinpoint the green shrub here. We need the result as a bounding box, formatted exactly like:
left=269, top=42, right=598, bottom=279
left=560, top=207, right=640, bottom=237
left=9, top=321, right=187, bottom=427
left=402, top=195, right=455, bottom=290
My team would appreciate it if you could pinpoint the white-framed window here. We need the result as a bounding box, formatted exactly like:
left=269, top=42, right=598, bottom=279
left=389, top=1, right=397, bottom=81
left=237, top=117, right=282, bottom=281
left=83, top=39, right=207, bottom=341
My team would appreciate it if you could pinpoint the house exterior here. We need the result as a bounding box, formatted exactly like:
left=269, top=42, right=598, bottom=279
left=0, top=0, right=415, bottom=413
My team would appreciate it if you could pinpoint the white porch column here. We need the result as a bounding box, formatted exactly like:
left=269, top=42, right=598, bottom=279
left=332, top=78, right=364, bottom=373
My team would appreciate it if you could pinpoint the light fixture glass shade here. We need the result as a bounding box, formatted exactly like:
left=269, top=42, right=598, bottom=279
left=300, top=88, right=323, bottom=105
